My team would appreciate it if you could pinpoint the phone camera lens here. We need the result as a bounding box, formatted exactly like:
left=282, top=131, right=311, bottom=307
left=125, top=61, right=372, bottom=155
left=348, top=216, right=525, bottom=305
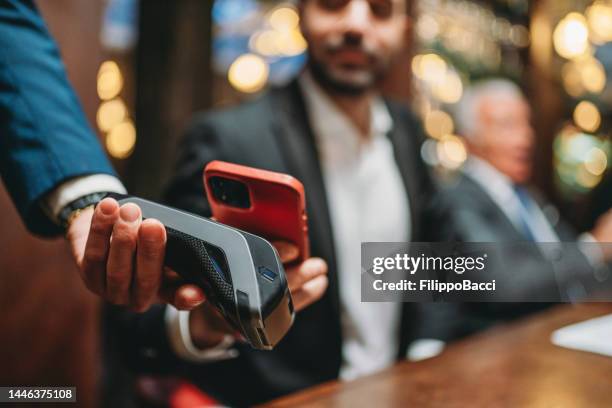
left=209, top=176, right=251, bottom=209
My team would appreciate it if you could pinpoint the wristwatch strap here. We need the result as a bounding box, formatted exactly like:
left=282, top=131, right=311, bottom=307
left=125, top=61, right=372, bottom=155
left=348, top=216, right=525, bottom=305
left=58, top=192, right=110, bottom=229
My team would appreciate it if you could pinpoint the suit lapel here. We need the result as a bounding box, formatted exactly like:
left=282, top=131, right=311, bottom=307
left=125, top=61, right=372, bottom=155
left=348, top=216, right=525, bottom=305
left=385, top=104, right=420, bottom=240
left=383, top=104, right=422, bottom=356
left=268, top=81, right=341, bottom=321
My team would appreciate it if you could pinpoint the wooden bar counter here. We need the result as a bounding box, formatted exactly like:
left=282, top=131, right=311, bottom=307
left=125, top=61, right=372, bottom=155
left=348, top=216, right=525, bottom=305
left=262, top=304, right=612, bottom=408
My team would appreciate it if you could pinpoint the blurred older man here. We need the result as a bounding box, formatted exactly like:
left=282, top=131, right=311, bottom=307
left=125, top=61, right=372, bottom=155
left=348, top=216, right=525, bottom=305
left=436, top=79, right=612, bottom=333
left=449, top=79, right=612, bottom=244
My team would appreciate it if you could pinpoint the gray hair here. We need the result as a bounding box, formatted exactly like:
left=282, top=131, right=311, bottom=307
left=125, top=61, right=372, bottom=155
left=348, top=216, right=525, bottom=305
left=454, top=79, right=524, bottom=139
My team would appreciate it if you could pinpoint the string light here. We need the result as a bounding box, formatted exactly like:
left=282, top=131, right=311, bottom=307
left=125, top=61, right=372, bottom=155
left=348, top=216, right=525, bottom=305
left=96, top=60, right=135, bottom=160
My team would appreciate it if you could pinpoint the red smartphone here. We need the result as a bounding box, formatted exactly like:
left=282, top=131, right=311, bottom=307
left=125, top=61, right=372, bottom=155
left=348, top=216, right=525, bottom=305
left=203, top=161, right=310, bottom=264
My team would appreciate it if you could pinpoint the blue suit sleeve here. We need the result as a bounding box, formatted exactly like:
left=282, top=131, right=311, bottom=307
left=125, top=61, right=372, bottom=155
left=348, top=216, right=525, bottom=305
left=0, top=0, right=117, bottom=236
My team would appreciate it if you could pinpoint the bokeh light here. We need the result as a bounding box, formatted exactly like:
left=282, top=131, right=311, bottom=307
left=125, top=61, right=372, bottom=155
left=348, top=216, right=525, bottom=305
left=250, top=4, right=306, bottom=58
left=561, top=56, right=607, bottom=96
left=432, top=70, right=463, bottom=104
left=416, top=14, right=440, bottom=42
left=553, top=13, right=589, bottom=59
left=412, top=53, right=447, bottom=83
left=579, top=57, right=607, bottom=94
left=268, top=5, right=299, bottom=32
left=250, top=29, right=306, bottom=57
left=228, top=53, right=269, bottom=93
left=106, top=120, right=136, bottom=159
left=251, top=30, right=281, bottom=56
left=424, top=110, right=454, bottom=139
left=573, top=101, right=601, bottom=133
left=437, top=134, right=467, bottom=170
left=279, top=30, right=308, bottom=56
left=97, top=60, right=123, bottom=100
left=576, top=164, right=602, bottom=188
left=554, top=128, right=609, bottom=193
left=586, top=2, right=612, bottom=44
left=420, top=138, right=439, bottom=167
left=561, top=61, right=585, bottom=97
left=509, top=24, right=530, bottom=48
left=214, top=0, right=306, bottom=90
left=96, top=98, right=128, bottom=133
left=412, top=53, right=463, bottom=104
left=584, top=147, right=608, bottom=176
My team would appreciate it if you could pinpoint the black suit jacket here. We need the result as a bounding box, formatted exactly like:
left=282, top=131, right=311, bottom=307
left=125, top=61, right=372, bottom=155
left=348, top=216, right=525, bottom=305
left=113, top=80, right=444, bottom=406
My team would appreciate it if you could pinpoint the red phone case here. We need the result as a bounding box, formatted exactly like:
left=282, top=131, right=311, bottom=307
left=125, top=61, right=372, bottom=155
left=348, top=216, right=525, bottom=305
left=204, top=161, right=310, bottom=263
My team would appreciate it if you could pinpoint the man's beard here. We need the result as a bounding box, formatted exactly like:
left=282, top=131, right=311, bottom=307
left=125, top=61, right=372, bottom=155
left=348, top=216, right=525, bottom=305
left=307, top=34, right=388, bottom=96
left=308, top=57, right=378, bottom=96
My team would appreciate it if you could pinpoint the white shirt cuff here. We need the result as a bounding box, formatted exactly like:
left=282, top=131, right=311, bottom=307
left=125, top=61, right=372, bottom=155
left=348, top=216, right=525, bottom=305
left=164, top=305, right=238, bottom=363
left=42, top=174, right=127, bottom=222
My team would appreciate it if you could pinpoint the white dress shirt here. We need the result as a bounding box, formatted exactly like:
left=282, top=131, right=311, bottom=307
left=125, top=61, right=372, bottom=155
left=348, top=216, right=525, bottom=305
left=300, top=72, right=410, bottom=380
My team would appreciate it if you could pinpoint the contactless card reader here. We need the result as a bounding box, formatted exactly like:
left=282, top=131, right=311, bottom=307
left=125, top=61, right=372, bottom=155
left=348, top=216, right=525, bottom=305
left=105, top=194, right=294, bottom=350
